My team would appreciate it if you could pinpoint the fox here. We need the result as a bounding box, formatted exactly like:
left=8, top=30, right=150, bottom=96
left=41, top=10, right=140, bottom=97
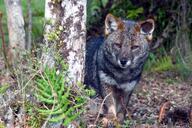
left=84, top=14, right=155, bottom=124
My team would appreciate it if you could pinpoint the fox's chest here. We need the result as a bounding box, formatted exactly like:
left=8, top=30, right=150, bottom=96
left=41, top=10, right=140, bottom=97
left=99, top=71, right=138, bottom=92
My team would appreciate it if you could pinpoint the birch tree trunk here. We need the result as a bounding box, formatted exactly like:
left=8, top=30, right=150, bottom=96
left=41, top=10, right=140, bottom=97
left=44, top=0, right=87, bottom=84
left=4, top=0, right=26, bottom=64
left=61, top=0, right=86, bottom=84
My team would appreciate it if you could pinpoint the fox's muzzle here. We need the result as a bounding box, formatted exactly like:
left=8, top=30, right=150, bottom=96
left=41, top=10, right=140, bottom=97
left=118, top=59, right=131, bottom=68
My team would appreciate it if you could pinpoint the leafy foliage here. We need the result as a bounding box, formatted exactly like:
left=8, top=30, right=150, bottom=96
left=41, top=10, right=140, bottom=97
left=25, top=102, right=43, bottom=128
left=35, top=66, right=92, bottom=126
left=152, top=56, right=173, bottom=72
left=144, top=54, right=173, bottom=72
left=0, top=122, right=5, bottom=128
left=175, top=58, right=192, bottom=80
left=110, top=1, right=143, bottom=20
left=126, top=7, right=143, bottom=19
left=87, top=0, right=144, bottom=30
left=0, top=83, right=10, bottom=94
left=87, top=0, right=104, bottom=29
left=122, top=119, right=132, bottom=128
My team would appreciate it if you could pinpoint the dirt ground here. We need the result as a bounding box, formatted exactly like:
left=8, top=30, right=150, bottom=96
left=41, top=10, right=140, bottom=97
left=85, top=72, right=192, bottom=128
left=129, top=73, right=192, bottom=128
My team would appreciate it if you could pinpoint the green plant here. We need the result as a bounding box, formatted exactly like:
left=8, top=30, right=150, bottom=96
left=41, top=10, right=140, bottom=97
left=0, top=123, right=5, bottom=128
left=144, top=53, right=157, bottom=71
left=110, top=1, right=143, bottom=20
left=152, top=56, right=173, bottom=72
left=25, top=102, right=43, bottom=128
left=87, top=0, right=105, bottom=29
left=87, top=0, right=144, bottom=30
left=122, top=119, right=132, bottom=128
left=144, top=54, right=174, bottom=72
left=126, top=7, right=143, bottom=19
left=175, top=58, right=192, bottom=80
left=35, top=66, right=91, bottom=126
left=0, top=83, right=10, bottom=94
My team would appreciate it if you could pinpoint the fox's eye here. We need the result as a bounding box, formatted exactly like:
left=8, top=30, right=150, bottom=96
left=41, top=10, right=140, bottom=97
left=131, top=45, right=140, bottom=50
left=114, top=43, right=121, bottom=48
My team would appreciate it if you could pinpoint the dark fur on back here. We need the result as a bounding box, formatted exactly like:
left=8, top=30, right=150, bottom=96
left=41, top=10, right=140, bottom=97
left=84, top=36, right=104, bottom=91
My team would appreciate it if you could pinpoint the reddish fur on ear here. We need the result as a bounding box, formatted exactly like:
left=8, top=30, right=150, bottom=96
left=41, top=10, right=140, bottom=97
left=134, top=24, right=141, bottom=33
left=117, top=21, right=125, bottom=31
left=105, top=14, right=125, bottom=36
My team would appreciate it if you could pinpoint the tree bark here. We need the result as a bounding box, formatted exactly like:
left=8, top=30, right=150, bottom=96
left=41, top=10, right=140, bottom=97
left=26, top=0, right=32, bottom=51
left=4, top=0, right=26, bottom=64
left=44, top=0, right=87, bottom=84
left=42, top=2, right=86, bottom=127
left=61, top=0, right=86, bottom=84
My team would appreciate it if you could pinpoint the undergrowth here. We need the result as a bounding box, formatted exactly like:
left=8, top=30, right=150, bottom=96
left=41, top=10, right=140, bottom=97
left=145, top=52, right=192, bottom=80
left=34, top=65, right=95, bottom=126
left=144, top=53, right=174, bottom=73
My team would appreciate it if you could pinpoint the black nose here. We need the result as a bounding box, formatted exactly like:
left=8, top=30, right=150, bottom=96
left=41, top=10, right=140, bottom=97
left=120, top=60, right=127, bottom=66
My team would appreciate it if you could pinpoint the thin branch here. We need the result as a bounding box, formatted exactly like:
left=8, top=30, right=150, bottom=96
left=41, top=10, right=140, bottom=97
left=94, top=92, right=112, bottom=125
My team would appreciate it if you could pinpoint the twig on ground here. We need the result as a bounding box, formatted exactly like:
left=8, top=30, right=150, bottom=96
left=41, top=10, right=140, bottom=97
left=94, top=92, right=112, bottom=125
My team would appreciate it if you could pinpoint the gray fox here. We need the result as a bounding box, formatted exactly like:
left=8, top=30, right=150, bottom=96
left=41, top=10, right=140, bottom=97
left=85, top=14, right=155, bottom=123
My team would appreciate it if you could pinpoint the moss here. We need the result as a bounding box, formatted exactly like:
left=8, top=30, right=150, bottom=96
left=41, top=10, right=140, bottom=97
left=0, top=122, right=5, bottom=128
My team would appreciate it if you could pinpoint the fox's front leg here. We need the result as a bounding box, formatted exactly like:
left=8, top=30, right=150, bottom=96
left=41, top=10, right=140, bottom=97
left=101, top=85, right=117, bottom=119
left=113, top=89, right=133, bottom=122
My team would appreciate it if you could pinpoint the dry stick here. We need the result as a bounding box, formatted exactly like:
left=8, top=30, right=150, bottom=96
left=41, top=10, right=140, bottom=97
left=94, top=92, right=112, bottom=125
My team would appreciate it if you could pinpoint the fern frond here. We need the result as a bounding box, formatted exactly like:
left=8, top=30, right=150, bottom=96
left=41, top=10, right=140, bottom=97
left=34, top=66, right=90, bottom=126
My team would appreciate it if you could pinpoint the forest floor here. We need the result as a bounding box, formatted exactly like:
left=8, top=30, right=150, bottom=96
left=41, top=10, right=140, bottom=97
left=85, top=72, right=192, bottom=128
left=0, top=56, right=192, bottom=127
left=128, top=73, right=192, bottom=128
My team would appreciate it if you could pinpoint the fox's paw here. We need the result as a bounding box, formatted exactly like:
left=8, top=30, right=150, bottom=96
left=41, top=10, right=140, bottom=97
left=117, top=112, right=124, bottom=123
left=101, top=117, right=116, bottom=128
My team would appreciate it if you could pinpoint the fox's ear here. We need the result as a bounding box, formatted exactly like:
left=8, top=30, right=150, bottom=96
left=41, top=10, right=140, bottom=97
left=139, top=19, right=155, bottom=41
left=105, top=14, right=124, bottom=35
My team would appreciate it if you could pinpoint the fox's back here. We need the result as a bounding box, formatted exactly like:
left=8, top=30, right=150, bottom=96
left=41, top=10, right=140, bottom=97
left=84, top=36, right=104, bottom=90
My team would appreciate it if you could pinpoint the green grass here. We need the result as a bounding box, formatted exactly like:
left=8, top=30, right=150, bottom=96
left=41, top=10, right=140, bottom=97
left=144, top=54, right=174, bottom=72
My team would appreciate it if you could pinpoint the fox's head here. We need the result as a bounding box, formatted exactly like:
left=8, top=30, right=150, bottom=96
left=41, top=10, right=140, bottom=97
left=103, top=14, right=155, bottom=69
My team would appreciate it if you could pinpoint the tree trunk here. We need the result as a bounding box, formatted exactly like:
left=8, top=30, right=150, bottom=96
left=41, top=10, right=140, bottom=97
left=61, top=0, right=87, bottom=84
left=26, top=0, right=32, bottom=51
left=4, top=0, right=26, bottom=64
left=42, top=1, right=86, bottom=127
left=44, top=0, right=87, bottom=84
